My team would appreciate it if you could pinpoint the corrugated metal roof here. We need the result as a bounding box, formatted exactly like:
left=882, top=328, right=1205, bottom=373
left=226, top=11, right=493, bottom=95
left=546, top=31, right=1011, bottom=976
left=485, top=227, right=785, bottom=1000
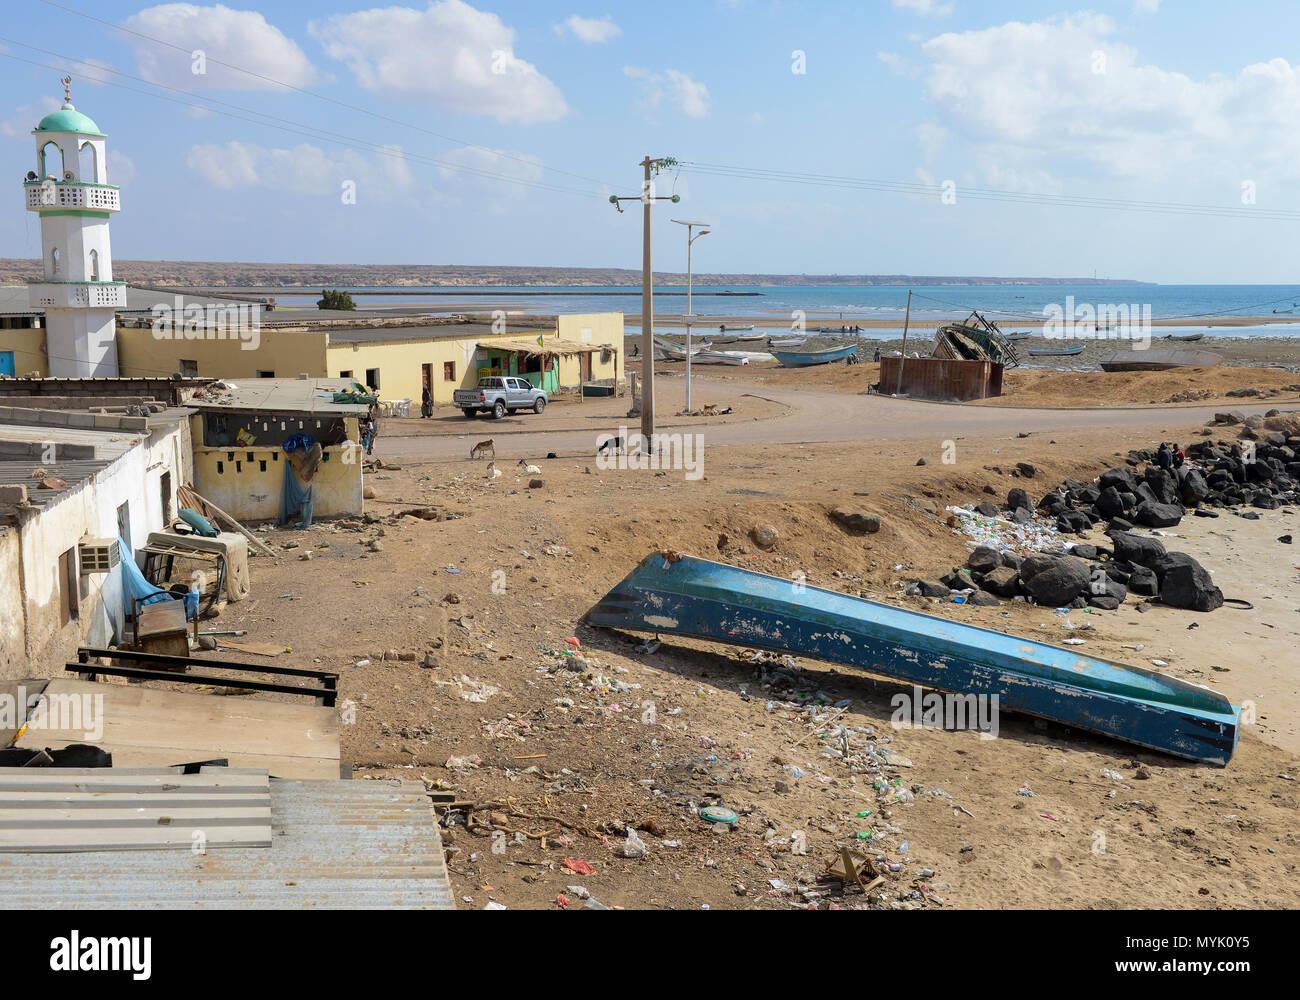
left=0, top=458, right=115, bottom=507
left=0, top=767, right=272, bottom=853
left=0, top=776, right=455, bottom=908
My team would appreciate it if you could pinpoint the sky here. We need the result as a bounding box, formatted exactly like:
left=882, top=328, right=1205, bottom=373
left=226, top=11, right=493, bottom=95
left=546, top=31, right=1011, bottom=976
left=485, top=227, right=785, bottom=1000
left=4, top=0, right=1300, bottom=283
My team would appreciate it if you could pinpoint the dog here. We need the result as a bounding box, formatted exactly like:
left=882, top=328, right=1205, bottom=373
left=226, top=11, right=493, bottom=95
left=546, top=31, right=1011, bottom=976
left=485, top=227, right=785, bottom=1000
left=596, top=435, right=624, bottom=456
left=701, top=403, right=719, bottom=416
left=470, top=438, right=495, bottom=460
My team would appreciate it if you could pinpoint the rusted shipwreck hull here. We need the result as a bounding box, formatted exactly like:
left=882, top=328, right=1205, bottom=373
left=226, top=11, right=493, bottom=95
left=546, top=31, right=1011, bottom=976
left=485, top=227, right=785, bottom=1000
left=587, top=552, right=1240, bottom=765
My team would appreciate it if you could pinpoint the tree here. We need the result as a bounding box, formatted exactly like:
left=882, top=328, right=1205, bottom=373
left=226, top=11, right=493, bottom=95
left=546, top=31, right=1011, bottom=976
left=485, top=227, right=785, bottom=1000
left=317, top=289, right=356, bottom=311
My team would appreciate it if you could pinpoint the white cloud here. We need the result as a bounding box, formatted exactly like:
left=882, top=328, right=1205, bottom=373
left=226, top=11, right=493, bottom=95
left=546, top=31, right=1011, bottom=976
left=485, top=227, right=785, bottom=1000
left=555, top=14, right=621, bottom=43
left=309, top=0, right=568, bottom=124
left=185, top=140, right=412, bottom=198
left=918, top=13, right=1300, bottom=182
left=624, top=67, right=711, bottom=119
left=0, top=98, right=60, bottom=138
left=124, top=4, right=317, bottom=90
left=435, top=145, right=544, bottom=198
left=108, top=150, right=137, bottom=186
left=1133, top=0, right=1161, bottom=13
left=893, top=0, right=954, bottom=18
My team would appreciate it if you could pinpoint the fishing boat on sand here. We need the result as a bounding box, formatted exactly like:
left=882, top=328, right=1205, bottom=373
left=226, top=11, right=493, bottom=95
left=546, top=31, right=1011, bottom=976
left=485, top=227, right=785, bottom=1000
left=1027, top=344, right=1085, bottom=357
left=771, top=344, right=858, bottom=367
left=1099, top=348, right=1223, bottom=372
left=587, top=552, right=1240, bottom=764
left=693, top=350, right=751, bottom=365
left=767, top=336, right=808, bottom=348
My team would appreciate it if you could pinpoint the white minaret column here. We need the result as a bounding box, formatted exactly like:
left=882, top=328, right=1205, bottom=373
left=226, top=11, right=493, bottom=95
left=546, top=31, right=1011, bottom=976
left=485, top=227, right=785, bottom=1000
left=25, top=77, right=125, bottom=377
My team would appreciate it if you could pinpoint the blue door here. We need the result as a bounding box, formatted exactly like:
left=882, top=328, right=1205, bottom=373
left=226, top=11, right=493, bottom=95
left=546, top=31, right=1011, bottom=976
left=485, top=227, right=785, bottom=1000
left=0, top=351, right=14, bottom=377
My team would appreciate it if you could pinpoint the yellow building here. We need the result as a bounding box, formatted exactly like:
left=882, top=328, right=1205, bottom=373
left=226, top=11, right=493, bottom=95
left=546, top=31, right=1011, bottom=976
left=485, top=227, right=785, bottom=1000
left=186, top=378, right=368, bottom=523
left=111, top=312, right=624, bottom=407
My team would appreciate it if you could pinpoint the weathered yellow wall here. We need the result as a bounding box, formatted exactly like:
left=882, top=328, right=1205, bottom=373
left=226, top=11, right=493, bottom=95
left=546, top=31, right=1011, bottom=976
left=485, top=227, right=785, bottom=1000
left=189, top=414, right=363, bottom=522
left=556, top=313, right=624, bottom=384
left=326, top=336, right=488, bottom=406
left=323, top=312, right=624, bottom=406
left=0, top=329, right=51, bottom=376
left=117, top=328, right=330, bottom=380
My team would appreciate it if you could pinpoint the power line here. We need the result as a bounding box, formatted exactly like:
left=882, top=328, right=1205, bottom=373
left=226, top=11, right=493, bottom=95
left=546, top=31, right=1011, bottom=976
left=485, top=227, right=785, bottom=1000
left=38, top=0, right=616, bottom=190
left=0, top=46, right=599, bottom=199
left=680, top=160, right=1300, bottom=223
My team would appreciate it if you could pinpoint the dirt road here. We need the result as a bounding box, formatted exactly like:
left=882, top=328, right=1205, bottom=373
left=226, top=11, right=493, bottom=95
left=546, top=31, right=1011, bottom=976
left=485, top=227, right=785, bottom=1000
left=379, top=376, right=1283, bottom=462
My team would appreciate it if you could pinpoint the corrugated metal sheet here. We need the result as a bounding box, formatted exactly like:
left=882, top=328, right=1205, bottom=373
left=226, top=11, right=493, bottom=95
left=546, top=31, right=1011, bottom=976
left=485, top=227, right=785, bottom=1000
left=0, top=767, right=271, bottom=853
left=0, top=776, right=455, bottom=909
left=880, top=357, right=1003, bottom=402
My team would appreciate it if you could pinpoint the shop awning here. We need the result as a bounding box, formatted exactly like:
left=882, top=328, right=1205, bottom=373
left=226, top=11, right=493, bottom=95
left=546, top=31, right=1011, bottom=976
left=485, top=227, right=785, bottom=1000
left=477, top=339, right=614, bottom=357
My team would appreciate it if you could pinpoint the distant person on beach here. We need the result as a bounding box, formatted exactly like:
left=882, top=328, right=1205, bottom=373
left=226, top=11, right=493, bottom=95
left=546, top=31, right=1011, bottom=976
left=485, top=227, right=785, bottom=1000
left=1156, top=442, right=1173, bottom=470
left=873, top=346, right=882, bottom=362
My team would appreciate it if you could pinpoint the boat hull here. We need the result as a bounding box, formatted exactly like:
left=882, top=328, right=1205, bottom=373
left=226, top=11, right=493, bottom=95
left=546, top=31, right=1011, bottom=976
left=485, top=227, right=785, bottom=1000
left=587, top=552, right=1240, bottom=765
left=1099, top=348, right=1223, bottom=372
left=771, top=345, right=858, bottom=367
left=1027, top=345, right=1085, bottom=357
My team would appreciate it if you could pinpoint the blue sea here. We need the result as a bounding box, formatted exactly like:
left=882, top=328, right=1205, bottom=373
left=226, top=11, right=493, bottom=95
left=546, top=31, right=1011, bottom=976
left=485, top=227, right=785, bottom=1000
left=266, top=283, right=1300, bottom=340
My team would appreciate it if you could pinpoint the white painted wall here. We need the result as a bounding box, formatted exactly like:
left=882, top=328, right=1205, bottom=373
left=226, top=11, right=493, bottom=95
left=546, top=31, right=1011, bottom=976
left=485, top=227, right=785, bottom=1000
left=3, top=420, right=185, bottom=677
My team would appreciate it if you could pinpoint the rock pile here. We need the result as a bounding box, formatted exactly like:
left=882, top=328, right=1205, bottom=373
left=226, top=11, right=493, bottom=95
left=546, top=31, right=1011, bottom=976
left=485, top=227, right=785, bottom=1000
left=916, top=432, right=1300, bottom=612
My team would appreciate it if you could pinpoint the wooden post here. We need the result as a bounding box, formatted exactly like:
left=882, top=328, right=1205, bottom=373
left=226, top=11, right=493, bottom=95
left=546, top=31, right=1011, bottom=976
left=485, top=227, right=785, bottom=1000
left=895, top=289, right=912, bottom=396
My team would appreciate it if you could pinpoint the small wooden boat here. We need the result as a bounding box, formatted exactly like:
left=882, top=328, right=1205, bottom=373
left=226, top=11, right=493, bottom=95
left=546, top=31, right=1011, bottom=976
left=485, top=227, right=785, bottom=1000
left=1099, top=348, right=1223, bottom=372
left=716, top=324, right=755, bottom=332
left=711, top=330, right=767, bottom=344
left=1027, top=344, right=1085, bottom=357
left=767, top=336, right=808, bottom=348
left=694, top=350, right=750, bottom=365
left=771, top=344, right=858, bottom=367
left=1162, top=333, right=1204, bottom=342
left=588, top=552, right=1240, bottom=764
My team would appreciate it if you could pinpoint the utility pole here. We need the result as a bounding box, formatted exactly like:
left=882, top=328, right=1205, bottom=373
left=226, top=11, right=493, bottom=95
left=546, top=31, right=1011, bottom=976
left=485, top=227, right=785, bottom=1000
left=896, top=289, right=912, bottom=396
left=672, top=219, right=712, bottom=413
left=610, top=156, right=679, bottom=442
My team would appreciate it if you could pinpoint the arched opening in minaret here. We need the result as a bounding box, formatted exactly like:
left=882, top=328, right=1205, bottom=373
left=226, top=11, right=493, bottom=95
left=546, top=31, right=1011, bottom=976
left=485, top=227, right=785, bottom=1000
left=78, top=141, right=98, bottom=183
left=89, top=249, right=100, bottom=281
left=40, top=141, right=64, bottom=180
left=50, top=247, right=61, bottom=278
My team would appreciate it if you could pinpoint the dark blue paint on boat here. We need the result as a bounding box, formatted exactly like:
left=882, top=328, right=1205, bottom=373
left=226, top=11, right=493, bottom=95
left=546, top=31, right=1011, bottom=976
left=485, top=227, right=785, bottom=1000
left=587, top=552, right=1240, bottom=765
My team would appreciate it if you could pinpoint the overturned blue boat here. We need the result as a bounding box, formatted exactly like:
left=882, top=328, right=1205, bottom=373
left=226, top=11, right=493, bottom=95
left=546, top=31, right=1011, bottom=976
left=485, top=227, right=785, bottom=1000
left=587, top=552, right=1240, bottom=765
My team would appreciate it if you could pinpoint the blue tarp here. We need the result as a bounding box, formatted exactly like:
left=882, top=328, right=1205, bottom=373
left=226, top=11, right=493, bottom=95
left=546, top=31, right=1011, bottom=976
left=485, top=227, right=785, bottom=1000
left=280, top=461, right=314, bottom=529
left=118, top=535, right=171, bottom=615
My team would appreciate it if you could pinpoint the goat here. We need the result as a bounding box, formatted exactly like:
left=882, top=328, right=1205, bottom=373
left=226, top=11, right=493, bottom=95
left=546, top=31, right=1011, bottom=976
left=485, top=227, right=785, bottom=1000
left=470, top=438, right=495, bottom=460
left=518, top=459, right=542, bottom=475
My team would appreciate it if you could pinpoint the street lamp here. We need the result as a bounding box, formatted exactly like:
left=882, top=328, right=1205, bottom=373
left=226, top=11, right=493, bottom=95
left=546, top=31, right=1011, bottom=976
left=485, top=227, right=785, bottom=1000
left=671, top=219, right=711, bottom=413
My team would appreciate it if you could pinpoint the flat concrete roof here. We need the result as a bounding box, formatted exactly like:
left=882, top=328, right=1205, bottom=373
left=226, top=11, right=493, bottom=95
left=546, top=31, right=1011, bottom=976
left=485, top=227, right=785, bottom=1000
left=187, top=377, right=372, bottom=416
left=325, top=319, right=554, bottom=345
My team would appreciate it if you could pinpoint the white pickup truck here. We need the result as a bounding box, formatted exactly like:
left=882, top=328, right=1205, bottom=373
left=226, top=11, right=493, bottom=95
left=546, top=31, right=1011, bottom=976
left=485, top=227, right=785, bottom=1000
left=454, top=376, right=548, bottom=419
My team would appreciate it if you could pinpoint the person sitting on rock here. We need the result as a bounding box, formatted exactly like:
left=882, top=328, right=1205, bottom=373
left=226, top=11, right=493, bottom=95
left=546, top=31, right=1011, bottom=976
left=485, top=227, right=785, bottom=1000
left=1156, top=442, right=1173, bottom=470
left=1172, top=443, right=1185, bottom=469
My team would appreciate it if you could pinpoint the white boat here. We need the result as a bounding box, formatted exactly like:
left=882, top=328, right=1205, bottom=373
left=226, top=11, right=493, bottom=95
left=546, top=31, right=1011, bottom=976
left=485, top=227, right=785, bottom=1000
left=711, top=330, right=767, bottom=344
left=768, top=336, right=807, bottom=348
left=694, top=350, right=751, bottom=366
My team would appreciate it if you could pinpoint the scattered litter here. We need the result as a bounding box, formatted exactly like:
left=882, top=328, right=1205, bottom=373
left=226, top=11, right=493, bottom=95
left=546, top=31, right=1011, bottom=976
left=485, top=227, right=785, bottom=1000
left=563, top=858, right=596, bottom=876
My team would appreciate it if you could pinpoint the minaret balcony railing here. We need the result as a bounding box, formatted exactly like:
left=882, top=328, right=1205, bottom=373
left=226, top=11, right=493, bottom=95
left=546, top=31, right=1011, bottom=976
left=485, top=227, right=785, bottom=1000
left=24, top=180, right=120, bottom=213
left=28, top=280, right=127, bottom=309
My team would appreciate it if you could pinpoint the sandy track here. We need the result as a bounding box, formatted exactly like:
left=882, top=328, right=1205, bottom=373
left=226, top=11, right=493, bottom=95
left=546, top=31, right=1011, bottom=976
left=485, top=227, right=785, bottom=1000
left=380, top=377, right=1284, bottom=462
